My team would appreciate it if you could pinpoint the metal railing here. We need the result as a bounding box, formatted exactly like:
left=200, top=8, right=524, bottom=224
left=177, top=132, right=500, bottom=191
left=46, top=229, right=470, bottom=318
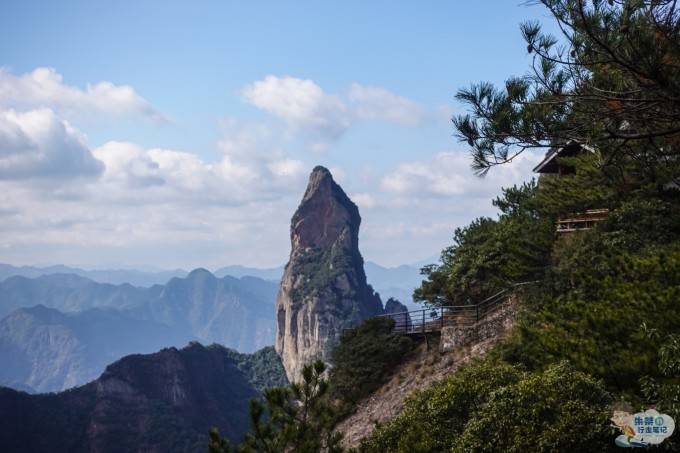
left=374, top=281, right=537, bottom=335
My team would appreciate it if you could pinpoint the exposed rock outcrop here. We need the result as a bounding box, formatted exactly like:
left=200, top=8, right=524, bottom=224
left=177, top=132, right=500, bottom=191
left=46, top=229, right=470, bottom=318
left=383, top=297, right=411, bottom=330
left=275, top=166, right=383, bottom=382
left=383, top=298, right=409, bottom=315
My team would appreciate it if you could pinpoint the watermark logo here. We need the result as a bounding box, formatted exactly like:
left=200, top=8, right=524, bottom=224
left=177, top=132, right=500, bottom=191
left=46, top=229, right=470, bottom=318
left=612, top=409, right=675, bottom=448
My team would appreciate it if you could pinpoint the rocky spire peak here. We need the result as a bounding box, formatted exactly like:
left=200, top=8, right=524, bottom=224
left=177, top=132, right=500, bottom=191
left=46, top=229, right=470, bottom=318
left=275, top=165, right=383, bottom=382
left=293, top=166, right=359, bottom=251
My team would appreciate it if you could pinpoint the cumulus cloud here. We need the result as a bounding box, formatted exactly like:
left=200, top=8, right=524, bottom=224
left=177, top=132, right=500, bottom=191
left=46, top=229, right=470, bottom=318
left=242, top=76, right=427, bottom=150
left=349, top=83, right=426, bottom=126
left=339, top=152, right=544, bottom=267
left=0, top=108, right=103, bottom=180
left=0, top=69, right=541, bottom=269
left=0, top=129, right=311, bottom=269
left=91, top=139, right=307, bottom=205
left=268, top=159, right=305, bottom=178
left=0, top=67, right=164, bottom=121
left=381, top=151, right=541, bottom=200
left=242, top=76, right=350, bottom=146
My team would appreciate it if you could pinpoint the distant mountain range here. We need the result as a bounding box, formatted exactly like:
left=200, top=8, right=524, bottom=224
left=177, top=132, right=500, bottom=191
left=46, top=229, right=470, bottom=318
left=0, top=260, right=430, bottom=393
left=213, top=265, right=283, bottom=281
left=0, top=273, right=157, bottom=320
left=0, top=263, right=187, bottom=288
left=0, top=263, right=286, bottom=287
left=213, top=262, right=428, bottom=311
left=0, top=305, right=191, bottom=393
left=0, top=343, right=288, bottom=452
left=0, top=270, right=278, bottom=392
left=0, top=261, right=430, bottom=309
left=219, top=262, right=428, bottom=311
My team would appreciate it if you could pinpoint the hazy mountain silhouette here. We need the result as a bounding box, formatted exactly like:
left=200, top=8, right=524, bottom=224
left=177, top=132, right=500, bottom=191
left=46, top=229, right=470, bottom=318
left=0, top=270, right=278, bottom=392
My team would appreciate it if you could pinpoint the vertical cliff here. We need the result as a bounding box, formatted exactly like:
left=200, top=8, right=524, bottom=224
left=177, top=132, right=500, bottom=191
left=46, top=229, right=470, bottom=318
left=275, top=166, right=383, bottom=382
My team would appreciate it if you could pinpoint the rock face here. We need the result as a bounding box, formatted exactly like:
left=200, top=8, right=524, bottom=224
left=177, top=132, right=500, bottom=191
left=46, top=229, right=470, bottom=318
left=276, top=166, right=383, bottom=382
left=383, top=297, right=412, bottom=330
left=383, top=298, right=409, bottom=315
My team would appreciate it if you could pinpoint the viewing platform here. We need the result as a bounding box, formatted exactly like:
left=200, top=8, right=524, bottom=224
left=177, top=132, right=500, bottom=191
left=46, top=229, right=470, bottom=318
left=556, top=208, right=609, bottom=233
left=370, top=281, right=536, bottom=336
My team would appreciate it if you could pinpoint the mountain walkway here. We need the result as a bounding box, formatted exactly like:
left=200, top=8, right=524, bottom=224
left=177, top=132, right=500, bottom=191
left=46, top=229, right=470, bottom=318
left=374, top=281, right=537, bottom=336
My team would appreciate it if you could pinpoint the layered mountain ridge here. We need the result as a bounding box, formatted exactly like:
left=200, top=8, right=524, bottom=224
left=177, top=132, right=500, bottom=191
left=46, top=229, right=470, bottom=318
left=0, top=270, right=278, bottom=392
left=0, top=305, right=190, bottom=393
left=0, top=342, right=287, bottom=453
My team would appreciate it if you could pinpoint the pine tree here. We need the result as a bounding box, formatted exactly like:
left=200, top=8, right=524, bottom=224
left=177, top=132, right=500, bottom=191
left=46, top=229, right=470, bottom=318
left=453, top=0, right=680, bottom=189
left=209, top=360, right=343, bottom=453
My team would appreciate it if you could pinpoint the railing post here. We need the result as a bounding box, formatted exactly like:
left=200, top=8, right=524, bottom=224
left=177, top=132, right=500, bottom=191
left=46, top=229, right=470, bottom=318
left=476, top=305, right=479, bottom=322
left=422, top=309, right=425, bottom=333
left=440, top=306, right=443, bottom=329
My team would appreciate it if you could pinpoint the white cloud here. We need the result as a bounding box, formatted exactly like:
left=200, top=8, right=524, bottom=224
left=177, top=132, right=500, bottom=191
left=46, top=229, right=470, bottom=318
left=0, top=108, right=103, bottom=180
left=242, top=76, right=427, bottom=150
left=351, top=192, right=377, bottom=209
left=0, top=128, right=311, bottom=269
left=0, top=69, right=541, bottom=269
left=0, top=67, right=164, bottom=121
left=268, top=159, right=305, bottom=178
left=242, top=75, right=350, bottom=146
left=381, top=151, right=541, bottom=199
left=91, top=139, right=306, bottom=205
left=349, top=83, right=425, bottom=126
left=338, top=150, right=546, bottom=266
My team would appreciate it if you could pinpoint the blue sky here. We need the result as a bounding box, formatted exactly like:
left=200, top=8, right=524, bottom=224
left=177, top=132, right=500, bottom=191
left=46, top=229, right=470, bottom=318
left=0, top=1, right=555, bottom=269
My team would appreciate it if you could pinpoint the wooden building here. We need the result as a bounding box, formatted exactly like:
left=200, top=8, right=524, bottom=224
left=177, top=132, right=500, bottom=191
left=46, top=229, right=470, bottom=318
left=532, top=140, right=595, bottom=175
left=533, top=141, right=609, bottom=233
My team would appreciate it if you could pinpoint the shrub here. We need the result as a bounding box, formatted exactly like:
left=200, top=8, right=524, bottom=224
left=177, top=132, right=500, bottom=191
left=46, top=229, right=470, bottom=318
left=360, top=359, right=522, bottom=453
left=500, top=238, right=680, bottom=393
left=361, top=360, right=612, bottom=453
left=452, top=362, right=612, bottom=453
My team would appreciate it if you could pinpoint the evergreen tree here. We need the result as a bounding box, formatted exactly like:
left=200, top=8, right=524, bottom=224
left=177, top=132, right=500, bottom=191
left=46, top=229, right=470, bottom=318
left=453, top=0, right=680, bottom=188
left=414, top=180, right=553, bottom=306
left=209, top=360, right=343, bottom=453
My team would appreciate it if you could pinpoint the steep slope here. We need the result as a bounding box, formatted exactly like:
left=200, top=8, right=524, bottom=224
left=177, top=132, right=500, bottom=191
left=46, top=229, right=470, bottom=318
left=0, top=343, right=287, bottom=453
left=276, top=166, right=383, bottom=382
left=335, top=327, right=513, bottom=448
left=0, top=305, right=192, bottom=392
